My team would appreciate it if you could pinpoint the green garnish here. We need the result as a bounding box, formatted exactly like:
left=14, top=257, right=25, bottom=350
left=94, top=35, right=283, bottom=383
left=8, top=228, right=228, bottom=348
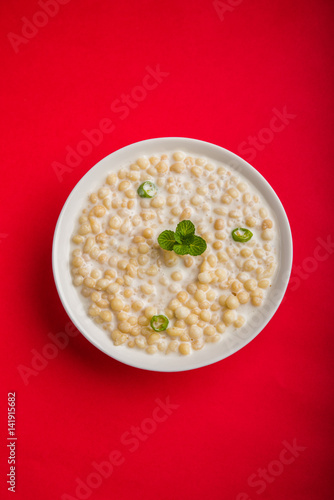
left=231, top=228, right=253, bottom=242
left=157, top=230, right=177, bottom=251
left=137, top=181, right=157, bottom=198
left=175, top=220, right=195, bottom=238
left=158, top=220, right=207, bottom=256
left=150, top=315, right=169, bottom=332
left=187, top=235, right=208, bottom=256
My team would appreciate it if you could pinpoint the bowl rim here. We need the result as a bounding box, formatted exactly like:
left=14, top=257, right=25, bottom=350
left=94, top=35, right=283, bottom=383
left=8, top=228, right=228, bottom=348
left=52, top=137, right=293, bottom=372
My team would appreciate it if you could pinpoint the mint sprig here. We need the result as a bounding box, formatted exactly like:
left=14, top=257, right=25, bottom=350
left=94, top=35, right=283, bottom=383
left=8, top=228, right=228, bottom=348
left=158, top=220, right=207, bottom=256
left=173, top=244, right=191, bottom=255
left=157, top=230, right=177, bottom=251
left=176, top=220, right=195, bottom=238
left=188, top=235, right=207, bottom=256
left=174, top=232, right=183, bottom=244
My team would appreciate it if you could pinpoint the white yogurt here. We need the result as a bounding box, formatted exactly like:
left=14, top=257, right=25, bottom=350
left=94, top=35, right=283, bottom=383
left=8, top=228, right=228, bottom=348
left=70, top=152, right=278, bottom=356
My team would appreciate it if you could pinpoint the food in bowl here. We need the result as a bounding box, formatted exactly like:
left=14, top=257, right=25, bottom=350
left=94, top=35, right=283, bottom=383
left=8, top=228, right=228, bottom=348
left=70, top=152, right=277, bottom=356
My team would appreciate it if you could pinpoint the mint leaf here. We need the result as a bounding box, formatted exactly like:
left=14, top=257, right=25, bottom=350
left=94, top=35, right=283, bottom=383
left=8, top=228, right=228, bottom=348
left=188, top=236, right=207, bottom=256
left=173, top=244, right=190, bottom=255
left=181, top=233, right=195, bottom=245
left=174, top=232, right=182, bottom=244
left=157, top=221, right=206, bottom=256
left=175, top=220, right=195, bottom=239
left=158, top=230, right=177, bottom=251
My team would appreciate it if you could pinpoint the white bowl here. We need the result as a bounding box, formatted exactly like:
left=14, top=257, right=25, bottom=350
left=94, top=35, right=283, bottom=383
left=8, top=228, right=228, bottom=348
left=52, top=138, right=293, bottom=372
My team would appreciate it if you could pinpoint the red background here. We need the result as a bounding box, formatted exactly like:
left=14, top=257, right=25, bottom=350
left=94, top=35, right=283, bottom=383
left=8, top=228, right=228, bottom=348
left=1, top=0, right=334, bottom=499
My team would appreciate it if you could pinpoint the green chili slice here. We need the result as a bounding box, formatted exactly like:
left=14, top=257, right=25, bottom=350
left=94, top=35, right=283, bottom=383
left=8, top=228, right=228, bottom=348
left=232, top=227, right=253, bottom=242
left=137, top=181, right=157, bottom=198
left=150, top=315, right=169, bottom=332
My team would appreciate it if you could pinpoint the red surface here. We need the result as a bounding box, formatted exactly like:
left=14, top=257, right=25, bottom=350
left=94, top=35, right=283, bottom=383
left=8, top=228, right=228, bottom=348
left=1, top=0, right=334, bottom=499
